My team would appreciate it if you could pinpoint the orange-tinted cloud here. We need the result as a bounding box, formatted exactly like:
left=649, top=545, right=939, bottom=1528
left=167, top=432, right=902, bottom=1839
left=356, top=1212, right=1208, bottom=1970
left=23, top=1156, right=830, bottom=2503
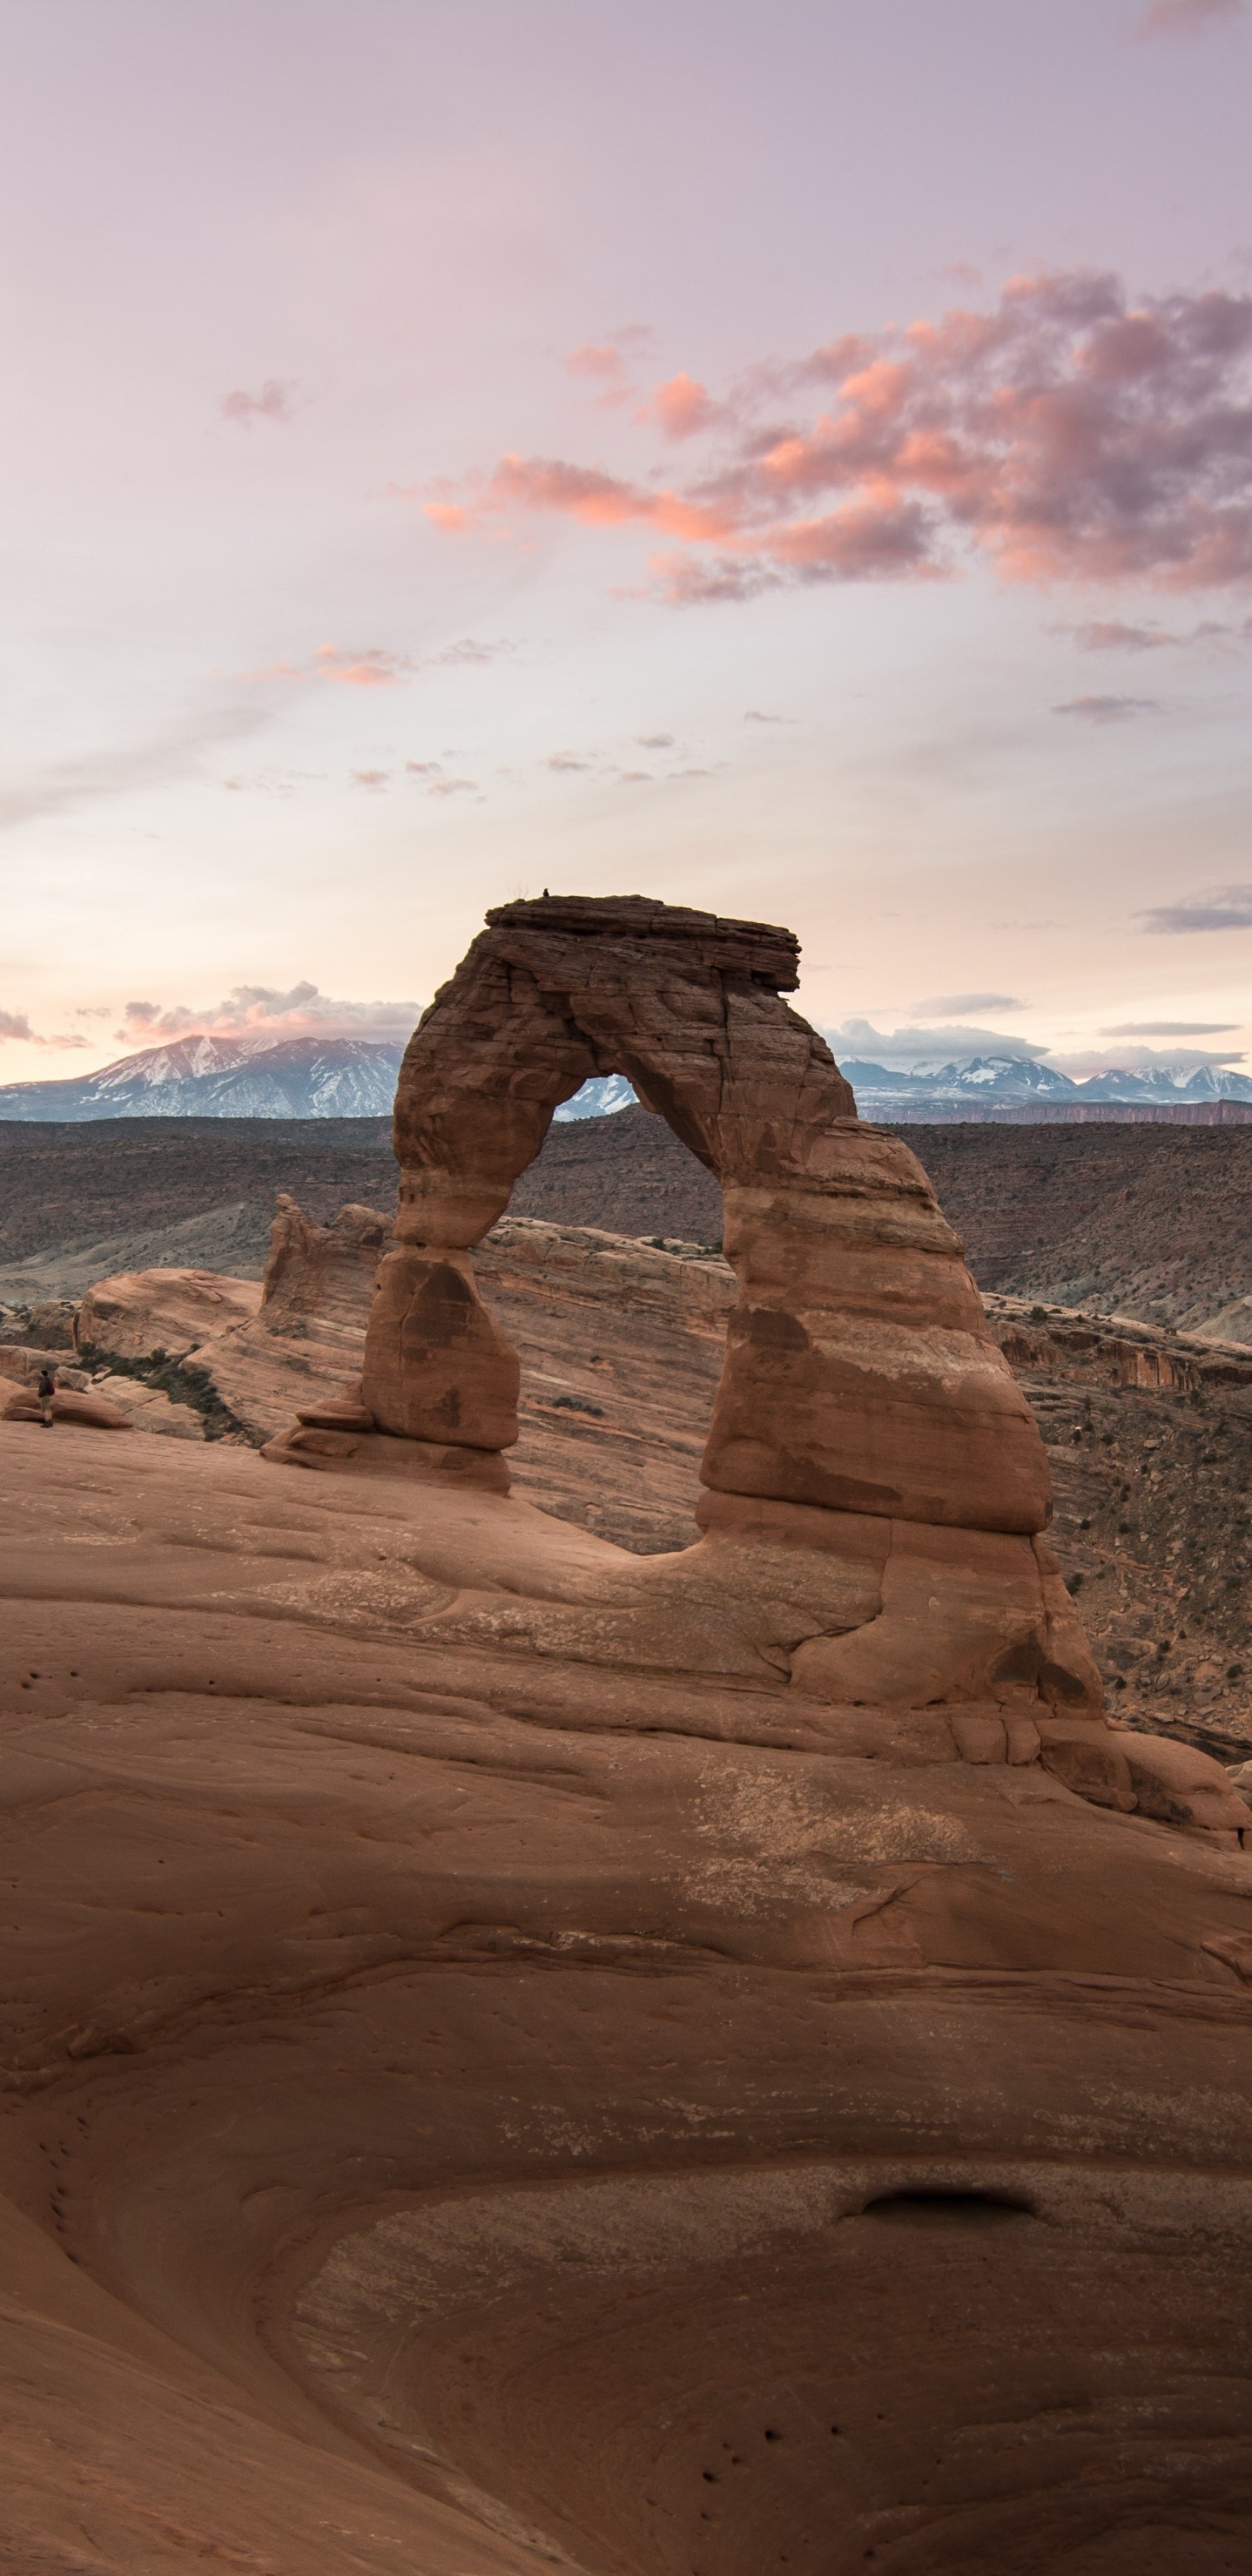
left=650, top=374, right=718, bottom=439
left=316, top=644, right=414, bottom=688
left=1135, top=0, right=1246, bottom=37
left=427, top=270, right=1252, bottom=605
left=112, top=983, right=421, bottom=1044
left=566, top=329, right=654, bottom=408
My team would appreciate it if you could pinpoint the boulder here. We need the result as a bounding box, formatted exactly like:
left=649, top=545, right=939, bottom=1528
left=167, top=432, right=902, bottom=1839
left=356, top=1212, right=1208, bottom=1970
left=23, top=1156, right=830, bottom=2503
left=50, top=1389, right=132, bottom=1430
left=1121, top=1732, right=1252, bottom=1836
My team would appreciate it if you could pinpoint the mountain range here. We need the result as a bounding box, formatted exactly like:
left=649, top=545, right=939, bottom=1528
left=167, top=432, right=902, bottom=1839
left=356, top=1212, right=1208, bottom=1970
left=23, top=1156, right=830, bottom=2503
left=0, top=1035, right=406, bottom=1122
left=2, top=1035, right=1249, bottom=1123
left=840, top=1055, right=1252, bottom=1111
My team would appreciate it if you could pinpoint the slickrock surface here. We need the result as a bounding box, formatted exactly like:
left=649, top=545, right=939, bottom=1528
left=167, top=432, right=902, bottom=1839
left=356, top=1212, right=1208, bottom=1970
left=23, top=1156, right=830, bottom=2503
left=75, top=1264, right=262, bottom=1362
left=77, top=1215, right=730, bottom=1552
left=51, top=1224, right=1252, bottom=1741
left=6, top=900, right=1252, bottom=2572
left=3, top=1420, right=1252, bottom=2574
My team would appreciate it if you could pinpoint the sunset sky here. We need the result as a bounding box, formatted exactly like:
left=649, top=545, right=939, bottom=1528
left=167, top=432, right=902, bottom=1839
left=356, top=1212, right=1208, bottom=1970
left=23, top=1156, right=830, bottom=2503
left=3, top=0, right=1251, bottom=1083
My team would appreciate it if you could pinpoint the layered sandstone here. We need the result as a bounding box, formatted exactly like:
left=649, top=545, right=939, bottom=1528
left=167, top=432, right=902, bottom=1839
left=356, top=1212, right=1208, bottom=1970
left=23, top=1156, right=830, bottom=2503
left=259, top=898, right=1080, bottom=1727
left=75, top=1266, right=262, bottom=1365
left=3, top=1419, right=1252, bottom=2574
left=4, top=901, right=1252, bottom=2568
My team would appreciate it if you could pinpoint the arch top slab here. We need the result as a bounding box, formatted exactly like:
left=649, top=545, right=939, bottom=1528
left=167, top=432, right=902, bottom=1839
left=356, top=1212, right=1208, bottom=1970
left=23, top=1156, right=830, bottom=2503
left=390, top=893, right=851, bottom=1246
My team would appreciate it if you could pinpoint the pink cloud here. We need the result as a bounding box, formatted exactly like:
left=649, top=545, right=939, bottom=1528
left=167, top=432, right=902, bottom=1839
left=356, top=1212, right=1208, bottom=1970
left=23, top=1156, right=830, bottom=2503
left=430, top=455, right=734, bottom=546
left=315, top=644, right=414, bottom=688
left=565, top=330, right=653, bottom=408
left=566, top=343, right=632, bottom=408
left=112, top=983, right=421, bottom=1045
left=650, top=374, right=718, bottom=439
left=1135, top=0, right=1246, bottom=37
left=221, top=378, right=298, bottom=427
left=1, top=1005, right=89, bottom=1049
left=427, top=269, right=1252, bottom=605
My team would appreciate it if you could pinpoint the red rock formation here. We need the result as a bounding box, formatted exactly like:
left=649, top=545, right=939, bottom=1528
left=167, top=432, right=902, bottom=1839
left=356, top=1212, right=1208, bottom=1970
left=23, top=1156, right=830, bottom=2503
left=75, top=1266, right=262, bottom=1364
left=3, top=1421, right=1252, bottom=2574
left=317, top=895, right=1073, bottom=1723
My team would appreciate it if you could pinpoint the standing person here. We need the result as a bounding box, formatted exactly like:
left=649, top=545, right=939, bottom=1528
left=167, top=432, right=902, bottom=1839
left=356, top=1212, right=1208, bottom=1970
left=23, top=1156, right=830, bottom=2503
left=37, top=1363, right=57, bottom=1426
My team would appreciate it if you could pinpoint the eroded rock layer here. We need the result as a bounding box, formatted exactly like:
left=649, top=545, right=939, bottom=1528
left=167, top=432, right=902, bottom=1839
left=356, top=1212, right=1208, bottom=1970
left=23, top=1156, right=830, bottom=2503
left=3, top=1422, right=1252, bottom=2574
left=272, top=896, right=1067, bottom=1718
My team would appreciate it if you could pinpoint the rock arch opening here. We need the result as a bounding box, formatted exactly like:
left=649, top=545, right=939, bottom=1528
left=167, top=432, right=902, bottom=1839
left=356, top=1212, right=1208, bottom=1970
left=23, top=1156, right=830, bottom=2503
left=360, top=894, right=1047, bottom=1535
left=266, top=894, right=1110, bottom=1729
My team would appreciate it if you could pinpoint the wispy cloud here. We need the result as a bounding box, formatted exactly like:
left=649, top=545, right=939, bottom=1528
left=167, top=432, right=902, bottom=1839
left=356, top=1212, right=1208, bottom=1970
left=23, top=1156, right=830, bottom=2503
left=0, top=1009, right=91, bottom=1049
left=113, top=982, right=421, bottom=1046
left=0, top=703, right=272, bottom=833
left=1140, top=882, right=1252, bottom=931
left=566, top=327, right=654, bottom=408
left=826, top=1015, right=1047, bottom=1064
left=1053, top=693, right=1163, bottom=723
left=221, top=378, right=299, bottom=427
left=1134, top=0, right=1246, bottom=38
left=911, top=991, right=1027, bottom=1015
left=425, top=268, right=1252, bottom=604
left=316, top=646, right=414, bottom=689
left=1060, top=615, right=1249, bottom=650
left=252, top=637, right=513, bottom=690
left=1102, top=1018, right=1242, bottom=1033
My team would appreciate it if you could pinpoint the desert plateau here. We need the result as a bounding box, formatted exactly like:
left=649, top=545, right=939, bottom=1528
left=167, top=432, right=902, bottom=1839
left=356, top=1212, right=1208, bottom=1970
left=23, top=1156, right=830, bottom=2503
left=3, top=897, right=1252, bottom=2576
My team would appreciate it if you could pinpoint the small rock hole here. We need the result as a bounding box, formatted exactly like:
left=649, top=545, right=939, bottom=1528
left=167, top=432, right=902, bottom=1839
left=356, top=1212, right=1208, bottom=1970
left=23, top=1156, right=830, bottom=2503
left=863, top=2188, right=1034, bottom=2225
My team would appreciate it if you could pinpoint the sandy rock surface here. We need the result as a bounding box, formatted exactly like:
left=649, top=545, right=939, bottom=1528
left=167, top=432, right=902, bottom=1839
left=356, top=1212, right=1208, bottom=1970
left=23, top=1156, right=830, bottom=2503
left=3, top=1419, right=1252, bottom=2573
left=8, top=897, right=1252, bottom=2571
left=75, top=1264, right=262, bottom=1362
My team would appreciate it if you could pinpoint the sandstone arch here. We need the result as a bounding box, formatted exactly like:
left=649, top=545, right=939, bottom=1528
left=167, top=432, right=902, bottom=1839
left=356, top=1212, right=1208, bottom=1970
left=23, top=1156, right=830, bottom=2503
left=268, top=894, right=1102, bottom=1733
left=362, top=895, right=1048, bottom=1534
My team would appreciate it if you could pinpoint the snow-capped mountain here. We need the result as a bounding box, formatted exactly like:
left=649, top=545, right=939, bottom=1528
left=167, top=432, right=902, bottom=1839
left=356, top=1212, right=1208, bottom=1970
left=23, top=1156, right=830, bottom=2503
left=553, top=1074, right=637, bottom=1121
left=841, top=1055, right=1079, bottom=1104
left=1074, top=1062, right=1252, bottom=1104
left=4, top=1032, right=1249, bottom=1126
left=0, top=1034, right=405, bottom=1121
left=840, top=1053, right=1252, bottom=1113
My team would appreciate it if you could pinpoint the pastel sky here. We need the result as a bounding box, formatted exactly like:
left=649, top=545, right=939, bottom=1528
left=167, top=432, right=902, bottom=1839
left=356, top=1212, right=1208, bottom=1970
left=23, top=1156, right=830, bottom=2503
left=3, top=0, right=1252, bottom=1082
